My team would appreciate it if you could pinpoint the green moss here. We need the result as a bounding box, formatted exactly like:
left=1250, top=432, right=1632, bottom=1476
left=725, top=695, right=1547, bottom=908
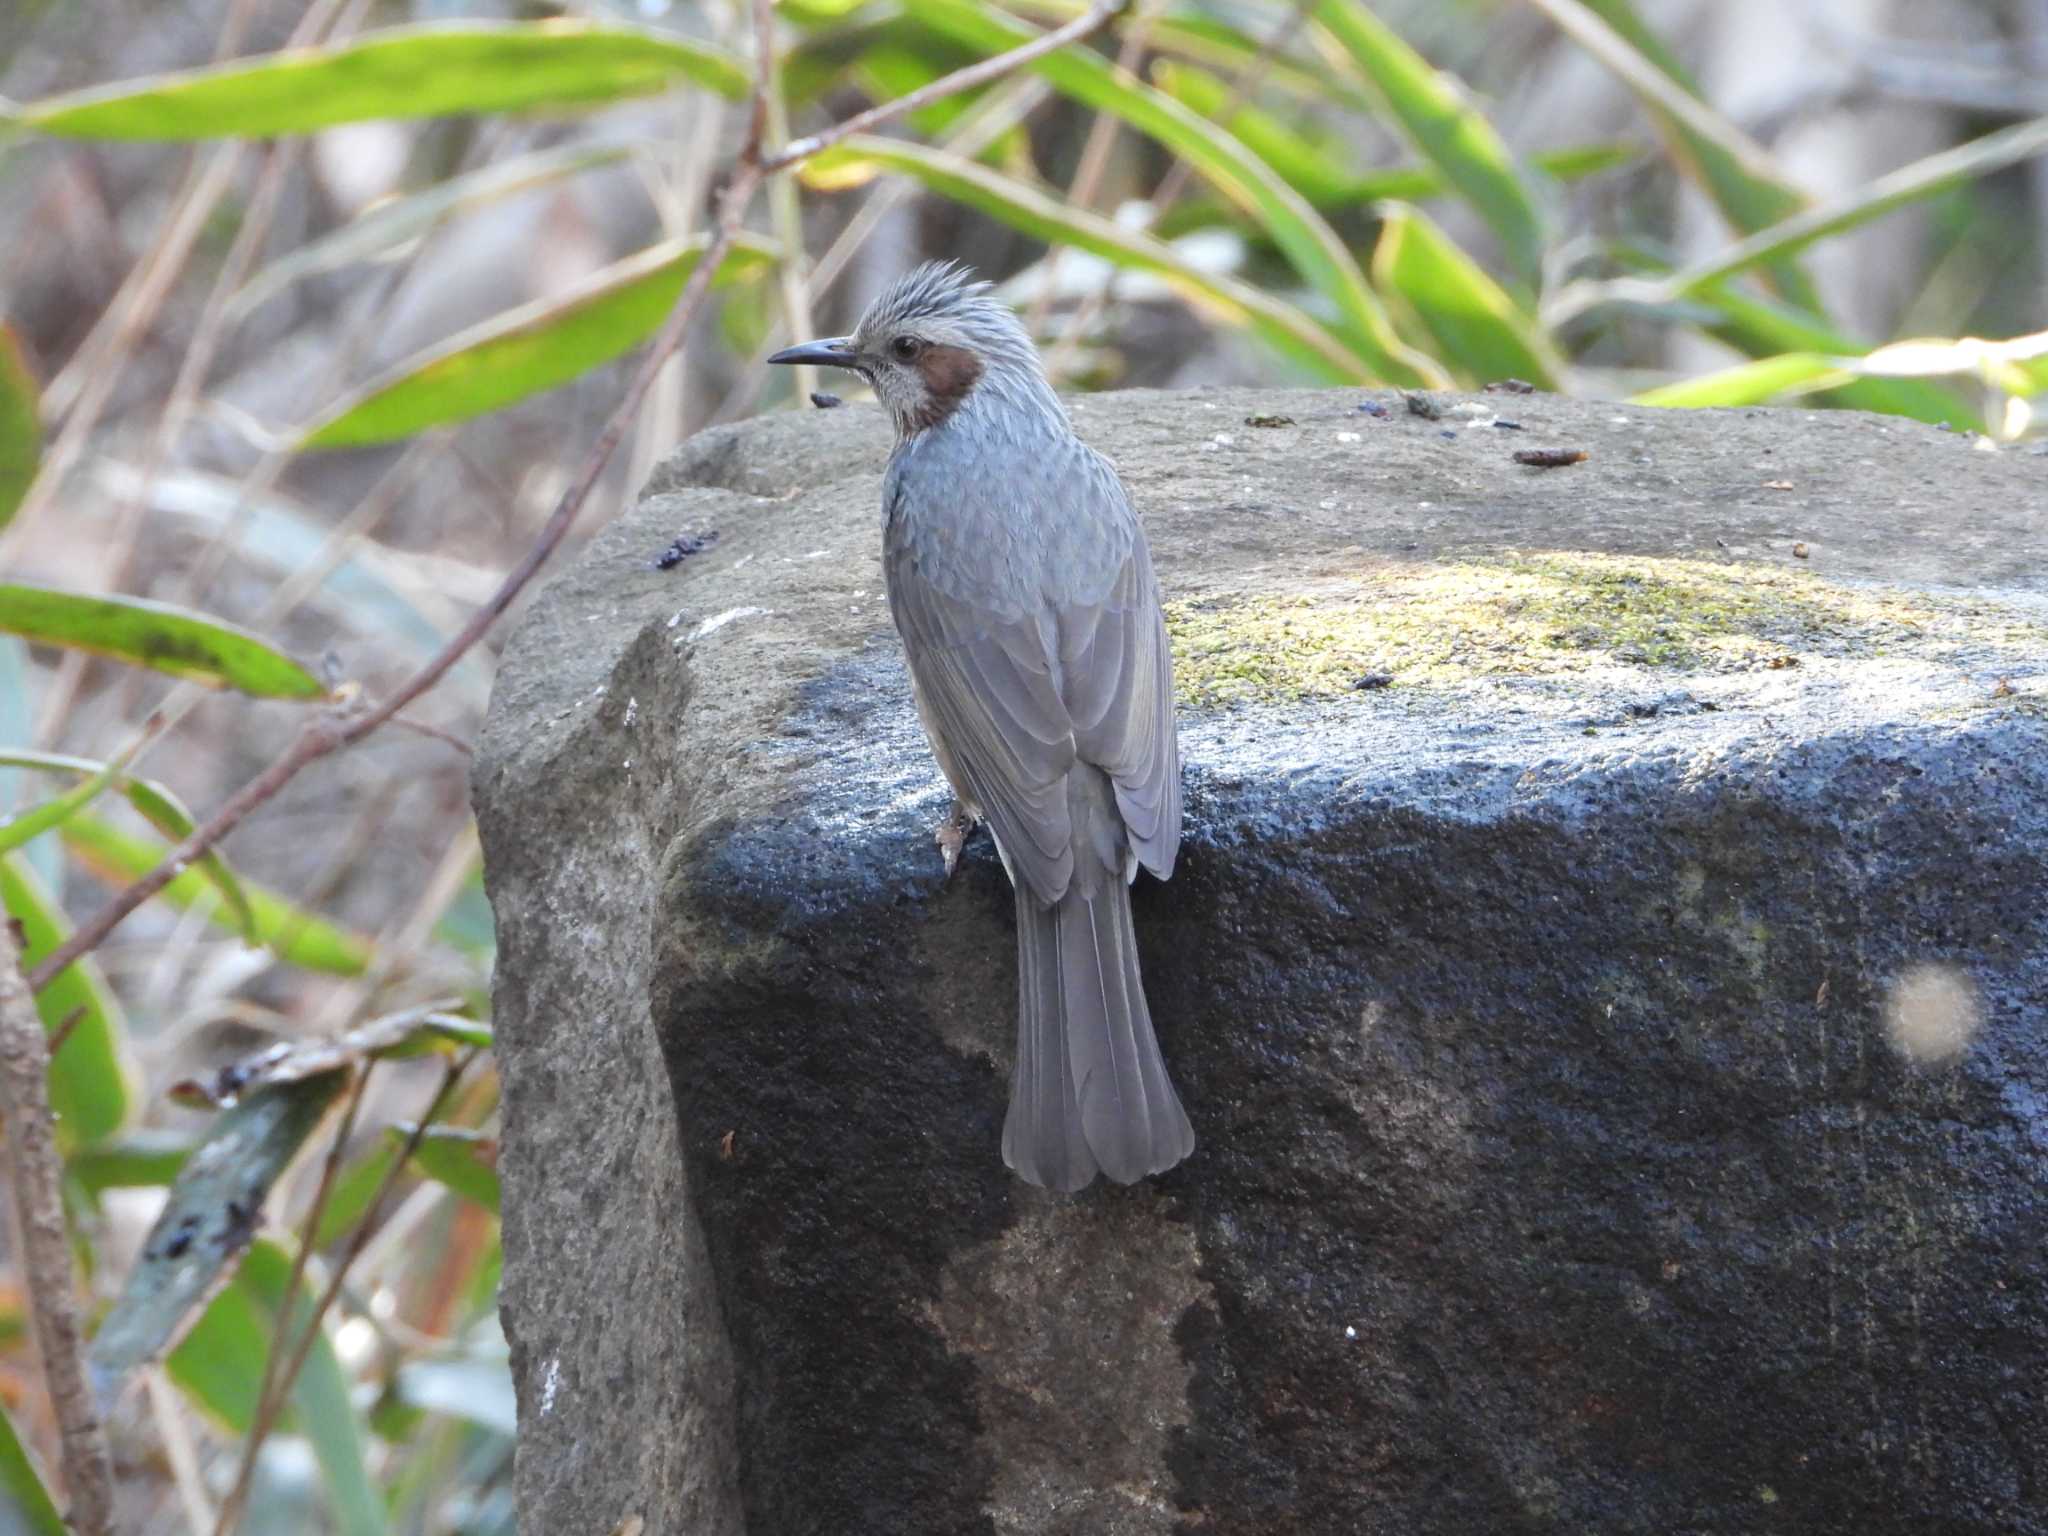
left=1164, top=551, right=2045, bottom=708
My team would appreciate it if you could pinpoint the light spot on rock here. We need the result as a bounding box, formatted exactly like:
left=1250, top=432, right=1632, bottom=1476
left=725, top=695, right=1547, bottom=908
left=1884, top=964, right=1980, bottom=1065
left=540, top=1356, right=561, bottom=1415
left=928, top=1202, right=1207, bottom=1533
left=688, top=606, right=768, bottom=642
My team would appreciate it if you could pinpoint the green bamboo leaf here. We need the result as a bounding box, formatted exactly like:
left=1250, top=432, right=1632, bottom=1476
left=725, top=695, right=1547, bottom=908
left=297, top=232, right=777, bottom=448
left=1638, top=331, right=2048, bottom=417
left=67, top=1130, right=194, bottom=1194
left=1150, top=61, right=1359, bottom=207
left=395, top=1125, right=500, bottom=1213
left=312, top=1138, right=404, bottom=1250
left=0, top=749, right=256, bottom=940
left=11, top=21, right=747, bottom=142
left=1698, top=284, right=1980, bottom=428
left=0, top=854, right=138, bottom=1149
left=231, top=140, right=633, bottom=319
left=171, top=1003, right=486, bottom=1110
left=0, top=735, right=146, bottom=857
left=1525, top=0, right=1821, bottom=311
left=1310, top=0, right=1546, bottom=289
left=1634, top=353, right=1846, bottom=409
left=1155, top=141, right=1637, bottom=232
left=166, top=1238, right=384, bottom=1536
left=0, top=583, right=325, bottom=697
left=1125, top=7, right=1369, bottom=109
left=1370, top=204, right=1563, bottom=389
left=0, top=1398, right=65, bottom=1536
left=61, top=813, right=373, bottom=976
left=1668, top=115, right=2048, bottom=300
left=92, top=1073, right=345, bottom=1398
left=0, top=326, right=38, bottom=533
left=95, top=464, right=494, bottom=702
left=804, top=137, right=1366, bottom=381
left=900, top=0, right=1444, bottom=386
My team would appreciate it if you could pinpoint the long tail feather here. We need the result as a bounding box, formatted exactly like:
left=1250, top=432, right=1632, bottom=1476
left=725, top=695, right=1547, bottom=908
left=1002, top=882, right=1193, bottom=1190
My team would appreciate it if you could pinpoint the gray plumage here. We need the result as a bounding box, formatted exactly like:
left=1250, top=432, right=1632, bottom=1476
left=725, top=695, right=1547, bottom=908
left=767, top=262, right=1194, bottom=1191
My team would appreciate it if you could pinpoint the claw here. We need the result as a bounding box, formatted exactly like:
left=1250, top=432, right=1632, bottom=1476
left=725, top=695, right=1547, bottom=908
left=934, top=800, right=980, bottom=880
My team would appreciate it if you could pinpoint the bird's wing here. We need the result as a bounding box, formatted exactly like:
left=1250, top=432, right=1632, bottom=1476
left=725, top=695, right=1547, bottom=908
left=1057, top=530, right=1181, bottom=880
left=887, top=550, right=1079, bottom=905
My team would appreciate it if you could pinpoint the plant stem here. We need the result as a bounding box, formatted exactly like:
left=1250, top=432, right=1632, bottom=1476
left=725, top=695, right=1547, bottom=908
left=0, top=922, right=115, bottom=1536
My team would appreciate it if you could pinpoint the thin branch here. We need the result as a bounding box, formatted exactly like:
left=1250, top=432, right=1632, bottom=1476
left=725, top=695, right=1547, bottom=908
left=215, top=1062, right=371, bottom=1536
left=1027, top=0, right=1163, bottom=340
left=28, top=0, right=1130, bottom=997
left=213, top=1053, right=472, bottom=1536
left=1043, top=0, right=1313, bottom=381
left=764, top=0, right=1129, bottom=171
left=0, top=924, right=115, bottom=1536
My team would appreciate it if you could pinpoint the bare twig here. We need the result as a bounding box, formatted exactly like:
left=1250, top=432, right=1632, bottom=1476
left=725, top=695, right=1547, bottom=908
left=1043, top=0, right=1313, bottom=381
left=764, top=0, right=1129, bottom=172
left=0, top=924, right=115, bottom=1536
left=755, top=0, right=820, bottom=398
left=6, top=0, right=347, bottom=567
left=1027, top=0, right=1164, bottom=339
left=28, top=0, right=1130, bottom=999
left=213, top=1053, right=471, bottom=1536
left=223, top=1061, right=371, bottom=1532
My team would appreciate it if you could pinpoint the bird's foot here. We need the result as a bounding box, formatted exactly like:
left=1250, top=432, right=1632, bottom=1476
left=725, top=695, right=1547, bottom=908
left=934, top=800, right=981, bottom=881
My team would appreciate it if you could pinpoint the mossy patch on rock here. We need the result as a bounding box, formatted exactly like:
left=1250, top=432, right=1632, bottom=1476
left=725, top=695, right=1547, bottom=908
left=1165, top=550, right=2045, bottom=707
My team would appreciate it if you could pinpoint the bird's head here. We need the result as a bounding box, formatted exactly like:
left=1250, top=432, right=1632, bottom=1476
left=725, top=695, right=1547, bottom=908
left=766, top=261, right=1051, bottom=439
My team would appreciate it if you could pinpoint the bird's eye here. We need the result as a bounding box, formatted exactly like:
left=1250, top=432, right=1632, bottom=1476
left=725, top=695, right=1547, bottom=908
left=890, top=335, right=922, bottom=362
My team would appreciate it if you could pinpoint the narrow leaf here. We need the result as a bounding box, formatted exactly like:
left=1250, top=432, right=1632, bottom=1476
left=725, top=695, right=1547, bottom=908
left=61, top=813, right=373, bottom=975
left=1525, top=0, right=1821, bottom=310
left=167, top=1238, right=385, bottom=1536
left=232, top=140, right=633, bottom=318
left=13, top=21, right=747, bottom=141
left=901, top=0, right=1444, bottom=386
left=0, top=326, right=39, bottom=533
left=0, top=1398, right=65, bottom=1536
left=0, top=854, right=138, bottom=1149
left=1698, top=283, right=1980, bottom=428
left=1137, top=9, right=1368, bottom=109
left=1150, top=61, right=1361, bottom=207
left=0, top=583, right=325, bottom=697
left=1667, top=115, right=2048, bottom=300
left=312, top=1139, right=403, bottom=1251
left=0, top=734, right=146, bottom=857
left=0, top=750, right=256, bottom=941
left=67, top=1130, right=194, bottom=1194
left=1635, top=353, right=1846, bottom=409
left=1310, top=0, right=1546, bottom=288
left=171, top=1002, right=483, bottom=1109
left=94, top=463, right=494, bottom=701
left=297, top=233, right=777, bottom=448
left=396, top=1125, right=500, bottom=1213
left=804, top=137, right=1367, bottom=381
left=90, top=1071, right=348, bottom=1392
left=1370, top=203, right=1563, bottom=389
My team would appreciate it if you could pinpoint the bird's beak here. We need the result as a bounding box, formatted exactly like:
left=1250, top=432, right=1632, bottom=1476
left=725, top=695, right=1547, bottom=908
left=766, top=335, right=859, bottom=369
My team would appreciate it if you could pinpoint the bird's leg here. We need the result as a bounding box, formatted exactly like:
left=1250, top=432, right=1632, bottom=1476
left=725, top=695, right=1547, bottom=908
left=934, top=799, right=981, bottom=880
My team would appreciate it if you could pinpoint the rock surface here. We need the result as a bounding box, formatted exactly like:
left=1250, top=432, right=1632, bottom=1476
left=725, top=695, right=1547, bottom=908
left=473, top=389, right=2048, bottom=1536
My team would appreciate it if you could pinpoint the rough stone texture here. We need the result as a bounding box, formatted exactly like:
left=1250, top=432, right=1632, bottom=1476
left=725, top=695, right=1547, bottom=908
left=473, top=389, right=2048, bottom=1536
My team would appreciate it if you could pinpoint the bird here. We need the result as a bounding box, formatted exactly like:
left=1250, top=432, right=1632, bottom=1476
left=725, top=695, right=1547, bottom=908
left=767, top=261, right=1194, bottom=1193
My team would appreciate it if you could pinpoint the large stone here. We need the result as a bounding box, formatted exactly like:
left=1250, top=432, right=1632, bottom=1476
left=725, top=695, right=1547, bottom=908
left=473, top=389, right=2048, bottom=1536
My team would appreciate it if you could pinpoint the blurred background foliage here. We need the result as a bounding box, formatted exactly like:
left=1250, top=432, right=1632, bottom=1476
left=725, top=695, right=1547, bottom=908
left=0, top=0, right=2042, bottom=1529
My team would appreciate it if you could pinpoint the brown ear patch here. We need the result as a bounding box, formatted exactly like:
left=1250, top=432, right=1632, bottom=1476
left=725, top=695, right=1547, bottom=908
left=907, top=343, right=984, bottom=432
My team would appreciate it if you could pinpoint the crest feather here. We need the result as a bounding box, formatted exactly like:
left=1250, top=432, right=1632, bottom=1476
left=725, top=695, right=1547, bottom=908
left=860, top=260, right=998, bottom=333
